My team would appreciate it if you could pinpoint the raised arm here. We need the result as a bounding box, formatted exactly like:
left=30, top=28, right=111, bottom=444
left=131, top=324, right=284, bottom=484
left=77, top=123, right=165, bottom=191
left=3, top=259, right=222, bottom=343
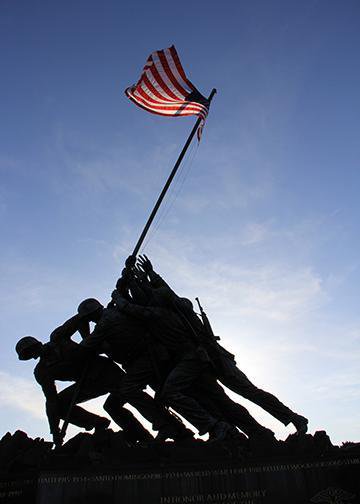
left=136, top=255, right=172, bottom=289
left=79, top=319, right=107, bottom=350
left=50, top=314, right=90, bottom=344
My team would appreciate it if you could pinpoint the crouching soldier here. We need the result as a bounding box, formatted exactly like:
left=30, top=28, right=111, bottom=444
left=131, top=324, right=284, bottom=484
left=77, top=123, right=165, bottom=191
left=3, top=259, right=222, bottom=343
left=15, top=313, right=156, bottom=447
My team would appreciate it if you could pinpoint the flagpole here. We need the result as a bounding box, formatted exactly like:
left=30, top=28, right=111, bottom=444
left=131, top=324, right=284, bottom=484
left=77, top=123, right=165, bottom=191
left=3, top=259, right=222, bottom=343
left=132, top=88, right=217, bottom=257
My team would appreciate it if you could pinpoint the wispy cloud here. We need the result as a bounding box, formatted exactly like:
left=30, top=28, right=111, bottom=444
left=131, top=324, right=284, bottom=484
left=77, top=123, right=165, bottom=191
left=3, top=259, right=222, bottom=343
left=48, top=125, right=182, bottom=203
left=0, top=371, right=44, bottom=419
left=238, top=221, right=271, bottom=246
left=0, top=370, right=102, bottom=441
left=136, top=230, right=325, bottom=323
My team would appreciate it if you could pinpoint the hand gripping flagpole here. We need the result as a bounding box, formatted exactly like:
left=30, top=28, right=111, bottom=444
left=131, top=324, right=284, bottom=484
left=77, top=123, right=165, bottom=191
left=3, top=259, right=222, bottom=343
left=132, top=88, right=217, bottom=257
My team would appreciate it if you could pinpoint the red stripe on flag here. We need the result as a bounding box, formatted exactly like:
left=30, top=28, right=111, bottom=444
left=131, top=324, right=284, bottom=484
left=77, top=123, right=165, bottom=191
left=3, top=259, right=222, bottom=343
left=142, top=74, right=173, bottom=103
left=147, top=58, right=180, bottom=101
left=169, top=45, right=195, bottom=91
left=157, top=50, right=189, bottom=98
left=129, top=90, right=205, bottom=115
left=126, top=91, right=203, bottom=118
left=135, top=85, right=166, bottom=105
left=134, top=86, right=204, bottom=113
left=125, top=45, right=210, bottom=138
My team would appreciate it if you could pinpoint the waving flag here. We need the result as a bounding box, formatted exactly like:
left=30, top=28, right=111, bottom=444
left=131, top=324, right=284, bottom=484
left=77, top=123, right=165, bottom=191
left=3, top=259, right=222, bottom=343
left=125, top=45, right=210, bottom=139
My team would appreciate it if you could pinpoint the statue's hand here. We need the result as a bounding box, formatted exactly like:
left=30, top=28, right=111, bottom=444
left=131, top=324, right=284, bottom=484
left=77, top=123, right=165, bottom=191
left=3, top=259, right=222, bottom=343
left=137, top=254, right=153, bottom=273
left=125, top=254, right=136, bottom=269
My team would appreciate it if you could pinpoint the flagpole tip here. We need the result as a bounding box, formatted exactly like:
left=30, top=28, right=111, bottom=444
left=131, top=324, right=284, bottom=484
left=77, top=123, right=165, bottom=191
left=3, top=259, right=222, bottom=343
left=208, top=88, right=217, bottom=103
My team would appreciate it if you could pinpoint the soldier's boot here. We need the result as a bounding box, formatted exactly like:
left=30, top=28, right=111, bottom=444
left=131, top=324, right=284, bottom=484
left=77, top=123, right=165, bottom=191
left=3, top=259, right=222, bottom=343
left=291, top=414, right=308, bottom=435
left=249, top=427, right=279, bottom=456
left=249, top=426, right=277, bottom=446
left=82, top=416, right=110, bottom=432
left=93, top=417, right=111, bottom=433
left=208, top=421, right=233, bottom=442
left=155, top=423, right=194, bottom=443
left=124, top=424, right=154, bottom=446
left=227, top=425, right=247, bottom=440
left=167, top=415, right=194, bottom=442
left=174, top=426, right=194, bottom=442
left=103, top=394, right=154, bottom=443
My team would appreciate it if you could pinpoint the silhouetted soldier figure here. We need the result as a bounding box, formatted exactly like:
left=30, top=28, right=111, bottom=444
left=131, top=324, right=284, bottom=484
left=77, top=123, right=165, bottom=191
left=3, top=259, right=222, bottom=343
left=15, top=312, right=158, bottom=447
left=109, top=288, right=234, bottom=440
left=77, top=298, right=194, bottom=442
left=114, top=258, right=276, bottom=441
left=194, top=306, right=309, bottom=435
left=133, top=255, right=309, bottom=436
left=111, top=276, right=279, bottom=442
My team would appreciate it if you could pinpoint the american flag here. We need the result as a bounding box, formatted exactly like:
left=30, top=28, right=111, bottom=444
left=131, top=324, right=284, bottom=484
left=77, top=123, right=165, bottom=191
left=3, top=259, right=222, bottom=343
left=125, top=46, right=210, bottom=139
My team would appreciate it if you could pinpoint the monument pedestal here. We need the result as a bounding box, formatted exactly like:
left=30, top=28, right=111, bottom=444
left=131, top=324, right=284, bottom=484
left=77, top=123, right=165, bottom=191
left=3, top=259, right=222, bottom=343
left=1, top=431, right=359, bottom=503
left=1, top=454, right=359, bottom=503
left=37, top=456, right=360, bottom=504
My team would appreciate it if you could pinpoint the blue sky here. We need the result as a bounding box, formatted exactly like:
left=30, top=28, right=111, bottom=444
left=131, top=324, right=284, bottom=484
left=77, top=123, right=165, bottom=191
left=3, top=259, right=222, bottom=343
left=1, top=0, right=359, bottom=443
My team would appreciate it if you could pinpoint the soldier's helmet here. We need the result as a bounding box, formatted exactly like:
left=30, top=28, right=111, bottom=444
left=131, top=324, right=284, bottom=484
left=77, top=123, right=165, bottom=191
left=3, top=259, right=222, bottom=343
left=77, top=298, right=103, bottom=318
left=16, top=336, right=41, bottom=360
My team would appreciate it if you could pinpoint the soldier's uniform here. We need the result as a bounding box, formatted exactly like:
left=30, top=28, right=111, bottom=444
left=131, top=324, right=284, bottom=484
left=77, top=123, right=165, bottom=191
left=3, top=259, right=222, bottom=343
left=111, top=294, right=269, bottom=438
left=34, top=314, right=153, bottom=443
left=177, top=307, right=304, bottom=429
left=150, top=272, right=306, bottom=431
left=80, top=308, right=191, bottom=439
left=123, top=265, right=307, bottom=435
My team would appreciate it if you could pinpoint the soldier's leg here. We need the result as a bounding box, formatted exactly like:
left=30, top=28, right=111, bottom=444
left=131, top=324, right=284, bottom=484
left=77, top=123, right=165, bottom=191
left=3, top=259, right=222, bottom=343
left=103, top=395, right=153, bottom=443
left=191, top=373, right=273, bottom=438
left=57, top=384, right=109, bottom=430
left=58, top=358, right=153, bottom=442
left=160, top=358, right=225, bottom=436
left=86, top=357, right=157, bottom=440
left=103, top=355, right=190, bottom=439
left=220, top=363, right=307, bottom=431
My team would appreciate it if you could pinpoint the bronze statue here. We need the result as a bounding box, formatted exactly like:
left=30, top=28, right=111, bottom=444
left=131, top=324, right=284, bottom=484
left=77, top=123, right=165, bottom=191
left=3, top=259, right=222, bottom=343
left=16, top=254, right=309, bottom=447
left=120, top=255, right=308, bottom=435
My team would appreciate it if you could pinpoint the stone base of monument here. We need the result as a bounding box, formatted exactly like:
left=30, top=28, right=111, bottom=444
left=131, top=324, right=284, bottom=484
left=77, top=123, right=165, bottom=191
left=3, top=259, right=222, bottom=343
left=1, top=430, right=359, bottom=504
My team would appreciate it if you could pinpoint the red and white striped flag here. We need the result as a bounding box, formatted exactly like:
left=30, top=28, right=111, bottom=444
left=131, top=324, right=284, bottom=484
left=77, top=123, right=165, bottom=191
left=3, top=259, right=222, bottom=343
left=125, top=46, right=210, bottom=140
